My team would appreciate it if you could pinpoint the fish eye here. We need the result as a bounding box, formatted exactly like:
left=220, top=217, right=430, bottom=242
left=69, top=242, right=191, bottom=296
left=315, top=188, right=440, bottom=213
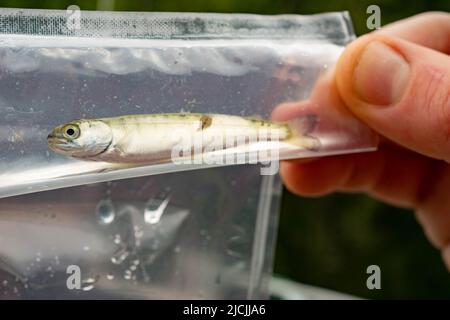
left=63, top=124, right=80, bottom=139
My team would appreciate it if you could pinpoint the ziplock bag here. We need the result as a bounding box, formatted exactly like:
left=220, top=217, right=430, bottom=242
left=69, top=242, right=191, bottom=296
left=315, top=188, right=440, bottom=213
left=0, top=9, right=377, bottom=199
left=0, top=9, right=376, bottom=299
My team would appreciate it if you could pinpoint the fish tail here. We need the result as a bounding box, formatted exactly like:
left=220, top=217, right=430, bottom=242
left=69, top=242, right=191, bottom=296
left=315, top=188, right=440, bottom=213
left=285, top=114, right=321, bottom=151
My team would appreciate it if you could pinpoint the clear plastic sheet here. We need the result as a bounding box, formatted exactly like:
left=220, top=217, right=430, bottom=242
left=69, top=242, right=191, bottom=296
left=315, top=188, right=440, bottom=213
left=0, top=168, right=280, bottom=299
left=0, top=9, right=374, bottom=299
left=0, top=9, right=377, bottom=199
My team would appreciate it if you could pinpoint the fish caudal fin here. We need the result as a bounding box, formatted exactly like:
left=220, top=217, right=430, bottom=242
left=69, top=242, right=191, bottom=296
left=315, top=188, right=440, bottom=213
left=285, top=114, right=321, bottom=151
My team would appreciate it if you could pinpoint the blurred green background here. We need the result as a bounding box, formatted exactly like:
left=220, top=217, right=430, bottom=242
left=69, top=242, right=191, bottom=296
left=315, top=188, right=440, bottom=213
left=1, top=0, right=449, bottom=299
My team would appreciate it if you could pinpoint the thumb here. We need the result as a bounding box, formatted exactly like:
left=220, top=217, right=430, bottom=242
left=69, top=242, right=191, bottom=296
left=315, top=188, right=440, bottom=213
left=336, top=34, right=450, bottom=162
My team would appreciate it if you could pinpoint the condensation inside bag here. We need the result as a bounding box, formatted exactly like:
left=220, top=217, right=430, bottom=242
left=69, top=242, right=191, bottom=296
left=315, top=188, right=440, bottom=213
left=0, top=9, right=376, bottom=299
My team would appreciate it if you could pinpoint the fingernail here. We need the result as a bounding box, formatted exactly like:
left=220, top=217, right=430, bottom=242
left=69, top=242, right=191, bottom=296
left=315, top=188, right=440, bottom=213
left=354, top=40, right=410, bottom=106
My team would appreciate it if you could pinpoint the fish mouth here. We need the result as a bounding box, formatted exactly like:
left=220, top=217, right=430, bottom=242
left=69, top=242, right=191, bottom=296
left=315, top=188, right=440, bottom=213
left=47, top=135, right=73, bottom=152
left=47, top=133, right=60, bottom=143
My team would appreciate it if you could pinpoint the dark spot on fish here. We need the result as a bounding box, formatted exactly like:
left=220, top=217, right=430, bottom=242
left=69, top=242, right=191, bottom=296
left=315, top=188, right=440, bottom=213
left=199, top=115, right=212, bottom=130
left=250, top=118, right=270, bottom=127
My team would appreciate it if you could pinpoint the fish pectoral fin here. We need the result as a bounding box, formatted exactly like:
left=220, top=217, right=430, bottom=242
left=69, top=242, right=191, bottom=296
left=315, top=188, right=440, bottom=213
left=111, top=144, right=126, bottom=156
left=111, top=129, right=137, bottom=155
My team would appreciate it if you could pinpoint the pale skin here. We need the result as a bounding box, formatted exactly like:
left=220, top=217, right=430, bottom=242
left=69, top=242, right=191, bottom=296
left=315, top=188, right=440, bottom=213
left=273, top=12, right=450, bottom=270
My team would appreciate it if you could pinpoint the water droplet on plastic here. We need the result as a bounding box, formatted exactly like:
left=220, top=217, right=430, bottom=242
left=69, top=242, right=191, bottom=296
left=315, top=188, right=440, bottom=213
left=83, top=245, right=90, bottom=251
left=124, top=269, right=132, bottom=280
left=81, top=275, right=100, bottom=291
left=225, top=234, right=249, bottom=259
left=96, top=200, right=115, bottom=225
left=113, top=234, right=121, bottom=245
left=111, top=247, right=129, bottom=265
left=81, top=278, right=97, bottom=291
left=144, top=195, right=171, bottom=224
left=2, top=280, right=7, bottom=286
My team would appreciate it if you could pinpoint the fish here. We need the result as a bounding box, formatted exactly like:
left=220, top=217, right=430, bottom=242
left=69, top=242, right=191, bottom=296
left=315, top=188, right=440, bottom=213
left=47, top=113, right=320, bottom=163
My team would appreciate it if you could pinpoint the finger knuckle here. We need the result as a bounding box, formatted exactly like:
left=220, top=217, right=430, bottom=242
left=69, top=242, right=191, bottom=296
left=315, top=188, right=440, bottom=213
left=418, top=66, right=450, bottom=147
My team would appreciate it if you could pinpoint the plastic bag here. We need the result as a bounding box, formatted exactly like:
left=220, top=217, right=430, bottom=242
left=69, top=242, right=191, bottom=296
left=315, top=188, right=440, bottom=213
left=0, top=9, right=377, bottom=199
left=0, top=9, right=374, bottom=299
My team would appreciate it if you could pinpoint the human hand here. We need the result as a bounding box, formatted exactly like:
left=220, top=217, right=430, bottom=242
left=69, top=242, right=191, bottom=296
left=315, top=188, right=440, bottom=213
left=274, top=12, right=450, bottom=269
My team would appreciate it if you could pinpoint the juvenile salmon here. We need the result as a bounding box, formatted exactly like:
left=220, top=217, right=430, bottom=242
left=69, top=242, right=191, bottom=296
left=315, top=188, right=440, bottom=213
left=47, top=113, right=319, bottom=163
